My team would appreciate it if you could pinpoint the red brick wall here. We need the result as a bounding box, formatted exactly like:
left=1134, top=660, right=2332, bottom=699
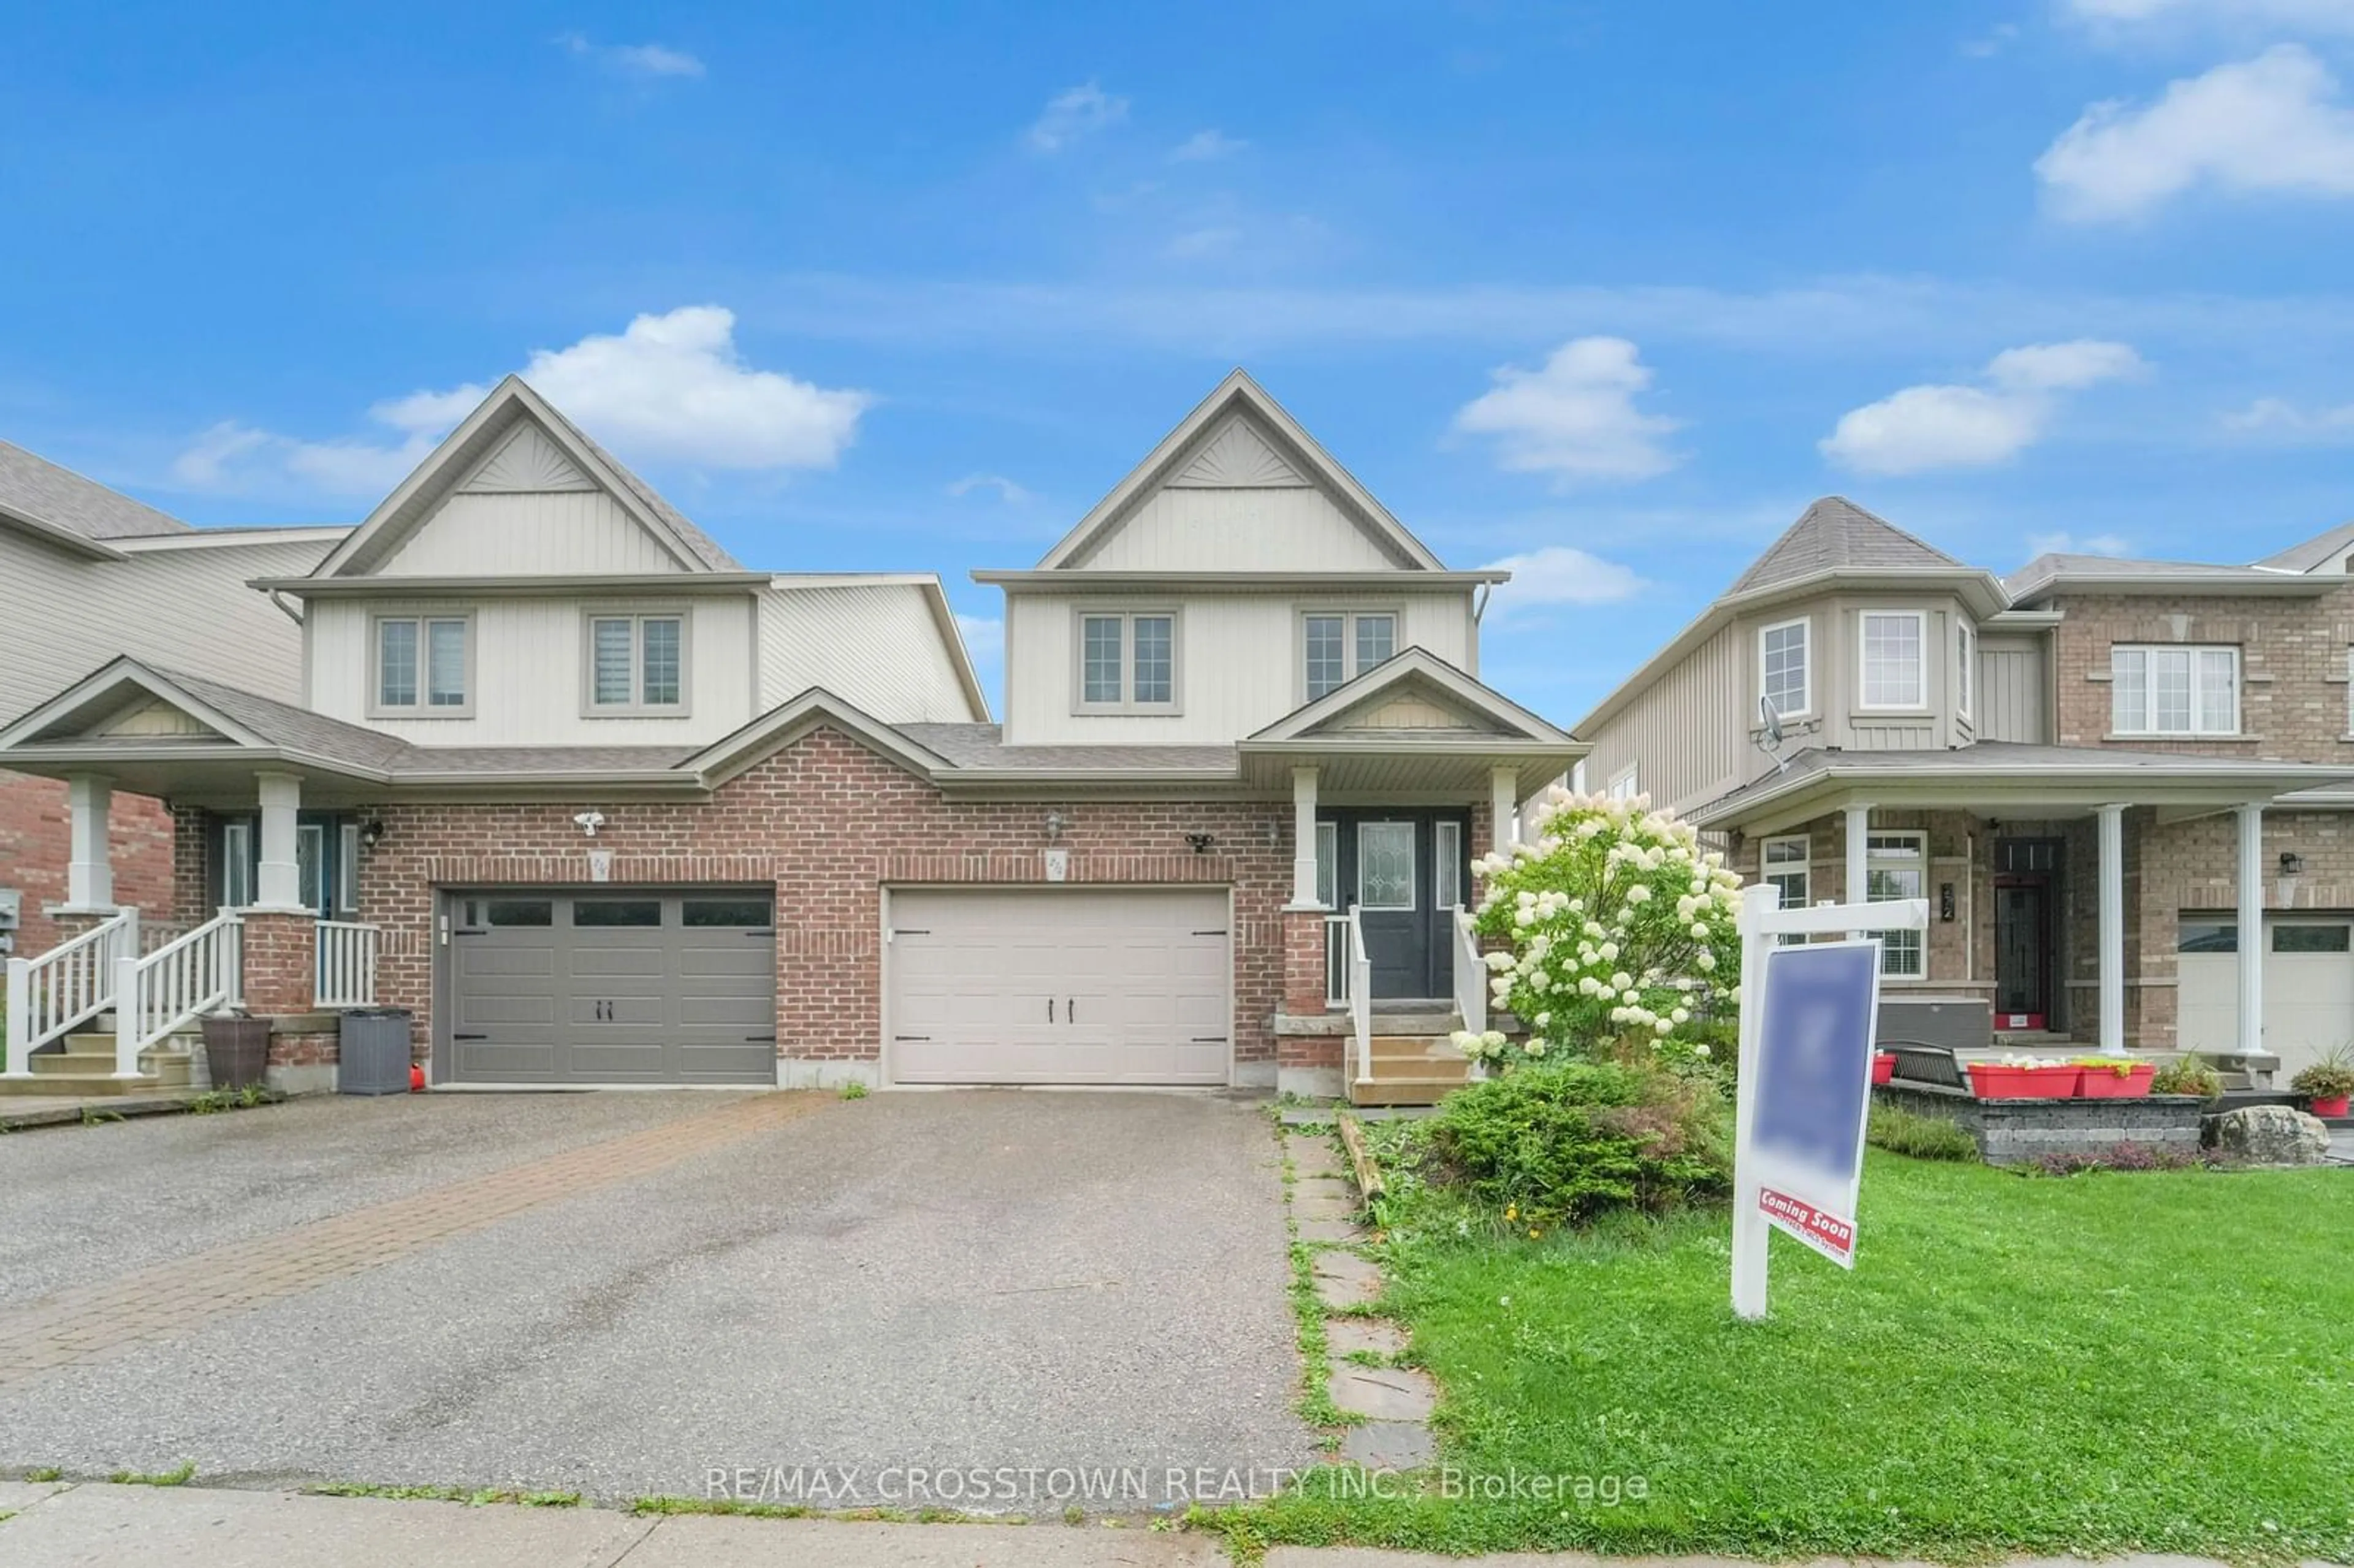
left=0, top=770, right=178, bottom=954
left=357, top=725, right=1295, bottom=1075
left=239, top=911, right=316, bottom=1016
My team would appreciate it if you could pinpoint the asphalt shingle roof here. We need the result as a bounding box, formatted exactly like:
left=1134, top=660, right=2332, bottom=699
left=899, top=723, right=1238, bottom=774
left=1726, top=497, right=1968, bottom=596
left=0, top=440, right=190, bottom=542
left=2002, top=554, right=2288, bottom=599
left=530, top=394, right=744, bottom=573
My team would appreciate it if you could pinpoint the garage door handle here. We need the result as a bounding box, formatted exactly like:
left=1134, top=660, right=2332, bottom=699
left=453, top=1033, right=488, bottom=1041
left=894, top=1034, right=931, bottom=1041
left=745, top=1033, right=777, bottom=1043
left=1047, top=998, right=1054, bottom=1022
left=1192, top=929, right=1227, bottom=937
left=1192, top=1036, right=1228, bottom=1043
left=1068, top=997, right=1076, bottom=1022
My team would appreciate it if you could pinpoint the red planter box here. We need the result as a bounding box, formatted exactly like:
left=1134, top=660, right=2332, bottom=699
left=2312, top=1094, right=2351, bottom=1118
left=1872, top=1052, right=1895, bottom=1086
left=1967, top=1064, right=2074, bottom=1100
left=2074, top=1063, right=2156, bottom=1100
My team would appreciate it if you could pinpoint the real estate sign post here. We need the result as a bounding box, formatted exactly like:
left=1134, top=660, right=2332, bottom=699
left=1731, top=883, right=1928, bottom=1321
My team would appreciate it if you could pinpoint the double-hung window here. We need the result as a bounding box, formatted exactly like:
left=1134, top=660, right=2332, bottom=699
left=2111, top=645, right=2238, bottom=736
left=1865, top=831, right=1926, bottom=977
left=1858, top=611, right=1925, bottom=710
left=1761, top=834, right=1810, bottom=946
left=374, top=615, right=470, bottom=715
left=1075, top=609, right=1179, bottom=711
left=586, top=613, right=688, bottom=715
left=1302, top=611, right=1398, bottom=701
left=1759, top=617, right=1810, bottom=718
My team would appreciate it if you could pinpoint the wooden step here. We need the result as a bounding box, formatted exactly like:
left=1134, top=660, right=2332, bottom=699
left=1348, top=1075, right=1467, bottom=1108
left=1369, top=1034, right=1468, bottom=1062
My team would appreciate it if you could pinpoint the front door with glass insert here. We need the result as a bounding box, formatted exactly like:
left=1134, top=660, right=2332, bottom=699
left=1324, top=809, right=1471, bottom=999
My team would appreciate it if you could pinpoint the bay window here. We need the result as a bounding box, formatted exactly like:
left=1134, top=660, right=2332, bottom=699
left=1858, top=611, right=1924, bottom=710
left=1759, top=617, right=1810, bottom=718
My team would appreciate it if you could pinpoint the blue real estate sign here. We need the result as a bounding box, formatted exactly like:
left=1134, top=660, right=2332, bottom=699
left=1746, top=940, right=1881, bottom=1268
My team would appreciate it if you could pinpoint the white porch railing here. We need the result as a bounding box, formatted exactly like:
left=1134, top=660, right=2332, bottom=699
left=1346, top=908, right=1372, bottom=1089
left=1324, top=913, right=1350, bottom=1007
left=1450, top=904, right=1487, bottom=1040
left=4, top=908, right=140, bottom=1076
left=114, top=910, right=242, bottom=1077
left=315, top=921, right=380, bottom=1010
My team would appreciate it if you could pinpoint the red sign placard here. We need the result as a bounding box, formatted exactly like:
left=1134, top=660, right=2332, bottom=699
left=1758, top=1186, right=1856, bottom=1268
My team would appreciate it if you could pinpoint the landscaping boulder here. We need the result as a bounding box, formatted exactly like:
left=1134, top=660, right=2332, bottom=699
left=2202, top=1104, right=2331, bottom=1165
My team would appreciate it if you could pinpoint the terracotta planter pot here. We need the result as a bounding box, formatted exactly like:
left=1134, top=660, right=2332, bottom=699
left=2074, top=1063, right=2155, bottom=1100
left=1967, top=1063, right=2073, bottom=1100
left=1871, top=1052, right=1895, bottom=1086
left=2310, top=1093, right=2351, bottom=1118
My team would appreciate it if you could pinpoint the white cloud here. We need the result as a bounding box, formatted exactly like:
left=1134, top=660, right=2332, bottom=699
left=2036, top=46, right=2354, bottom=220
left=2025, top=530, right=2136, bottom=557
left=557, top=32, right=706, bottom=78
left=954, top=614, right=1004, bottom=663
left=948, top=473, right=1033, bottom=504
left=1961, top=21, right=2021, bottom=56
left=1479, top=546, right=1645, bottom=614
left=2063, top=0, right=2354, bottom=32
left=1452, top=338, right=1682, bottom=484
left=1821, top=340, right=2145, bottom=475
left=2220, top=395, right=2354, bottom=440
left=170, top=306, right=870, bottom=498
left=1026, top=83, right=1127, bottom=152
left=1170, top=129, right=1247, bottom=162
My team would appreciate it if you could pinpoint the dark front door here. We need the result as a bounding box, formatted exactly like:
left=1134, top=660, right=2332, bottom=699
left=1994, top=878, right=2050, bottom=1027
left=1327, top=810, right=1471, bottom=1000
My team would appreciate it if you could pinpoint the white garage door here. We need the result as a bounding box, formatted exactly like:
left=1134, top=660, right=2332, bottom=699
left=886, top=889, right=1232, bottom=1085
left=2177, top=912, right=2354, bottom=1081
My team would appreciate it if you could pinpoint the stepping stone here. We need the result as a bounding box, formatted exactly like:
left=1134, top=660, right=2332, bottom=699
left=1287, top=1138, right=1344, bottom=1176
left=1297, top=1216, right=1366, bottom=1244
left=1328, top=1364, right=1438, bottom=1421
left=1324, top=1317, right=1407, bottom=1357
left=1311, top=1250, right=1382, bottom=1308
left=1341, top=1421, right=1436, bottom=1470
left=1290, top=1191, right=1362, bottom=1221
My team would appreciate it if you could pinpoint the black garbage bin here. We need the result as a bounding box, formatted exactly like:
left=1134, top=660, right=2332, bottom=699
left=338, top=1008, right=414, bottom=1096
left=200, top=1013, right=270, bottom=1091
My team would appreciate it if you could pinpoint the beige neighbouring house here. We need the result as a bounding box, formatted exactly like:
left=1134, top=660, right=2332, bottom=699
left=0, top=370, right=1582, bottom=1103
left=1573, top=496, right=2354, bottom=1086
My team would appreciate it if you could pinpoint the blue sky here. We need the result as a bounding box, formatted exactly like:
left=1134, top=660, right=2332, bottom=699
left=9, top=1, right=2354, bottom=724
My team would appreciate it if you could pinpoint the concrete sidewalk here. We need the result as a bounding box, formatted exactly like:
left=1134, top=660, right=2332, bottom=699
left=0, top=1481, right=2308, bottom=1568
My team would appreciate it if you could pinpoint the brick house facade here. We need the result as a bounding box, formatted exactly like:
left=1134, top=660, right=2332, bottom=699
left=1, top=771, right=176, bottom=956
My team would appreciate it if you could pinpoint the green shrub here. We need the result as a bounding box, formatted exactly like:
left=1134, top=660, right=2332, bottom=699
left=1425, top=1059, right=1730, bottom=1226
left=1867, top=1103, right=1980, bottom=1162
left=2287, top=1043, right=2354, bottom=1100
left=2150, top=1054, right=2223, bottom=1098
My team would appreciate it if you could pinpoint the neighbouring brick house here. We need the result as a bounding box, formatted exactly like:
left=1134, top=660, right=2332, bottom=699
left=1572, top=497, right=2354, bottom=1084
left=0, top=438, right=348, bottom=957
left=1, top=372, right=1577, bottom=1102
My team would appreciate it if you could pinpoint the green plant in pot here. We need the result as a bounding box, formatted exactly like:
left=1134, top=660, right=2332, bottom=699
left=2288, top=1043, right=2354, bottom=1118
left=2149, top=1053, right=2223, bottom=1100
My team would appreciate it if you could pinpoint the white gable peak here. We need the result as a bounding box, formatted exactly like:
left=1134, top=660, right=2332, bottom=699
left=1169, top=415, right=1309, bottom=489
left=458, top=424, right=596, bottom=495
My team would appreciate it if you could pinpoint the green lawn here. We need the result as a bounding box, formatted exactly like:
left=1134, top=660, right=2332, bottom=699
left=1241, top=1152, right=2354, bottom=1562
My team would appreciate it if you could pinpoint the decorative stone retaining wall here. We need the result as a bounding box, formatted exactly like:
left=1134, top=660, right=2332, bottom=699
left=1873, top=1084, right=2208, bottom=1165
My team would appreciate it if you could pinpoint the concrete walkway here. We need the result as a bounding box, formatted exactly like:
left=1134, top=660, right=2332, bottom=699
left=0, top=1481, right=2303, bottom=1568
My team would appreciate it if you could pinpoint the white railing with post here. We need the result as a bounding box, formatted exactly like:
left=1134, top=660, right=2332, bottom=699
left=315, top=921, right=379, bottom=1010
left=1346, top=907, right=1372, bottom=1089
left=1450, top=904, right=1487, bottom=1038
left=1324, top=913, right=1350, bottom=1007
left=113, top=909, right=242, bottom=1077
left=4, top=909, right=138, bottom=1076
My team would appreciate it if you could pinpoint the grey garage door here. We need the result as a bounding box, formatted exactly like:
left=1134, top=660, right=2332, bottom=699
left=887, top=889, right=1231, bottom=1086
left=446, top=890, right=776, bottom=1085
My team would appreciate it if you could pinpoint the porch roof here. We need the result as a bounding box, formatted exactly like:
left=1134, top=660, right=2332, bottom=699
left=1689, top=741, right=2354, bottom=835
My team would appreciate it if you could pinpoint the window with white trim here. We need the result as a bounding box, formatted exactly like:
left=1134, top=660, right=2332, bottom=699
left=1607, top=763, right=1639, bottom=802
left=1075, top=610, right=1179, bottom=711
left=221, top=820, right=254, bottom=910
left=338, top=823, right=360, bottom=916
left=1314, top=821, right=1338, bottom=908
left=1302, top=610, right=1398, bottom=700
left=374, top=615, right=470, bottom=714
left=2111, top=645, right=2238, bottom=736
left=1865, top=831, right=1925, bottom=977
left=1761, top=834, right=1810, bottom=946
left=1956, top=622, right=1975, bottom=718
left=1858, top=611, right=1925, bottom=710
left=1759, top=617, right=1810, bottom=718
left=586, top=613, right=687, bottom=714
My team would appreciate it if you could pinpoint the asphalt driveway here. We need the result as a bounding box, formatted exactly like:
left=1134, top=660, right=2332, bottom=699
left=0, top=1090, right=1312, bottom=1510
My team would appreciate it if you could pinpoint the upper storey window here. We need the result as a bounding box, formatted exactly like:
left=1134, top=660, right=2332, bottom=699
left=373, top=615, right=471, bottom=717
left=586, top=613, right=687, bottom=715
left=1857, top=611, right=1925, bottom=711
left=1075, top=609, right=1179, bottom=712
left=1758, top=617, right=1810, bottom=718
left=2112, top=645, right=2237, bottom=736
left=1303, top=611, right=1397, bottom=701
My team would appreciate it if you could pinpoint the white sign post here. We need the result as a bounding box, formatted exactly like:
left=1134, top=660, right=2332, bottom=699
left=1731, top=882, right=1929, bottom=1322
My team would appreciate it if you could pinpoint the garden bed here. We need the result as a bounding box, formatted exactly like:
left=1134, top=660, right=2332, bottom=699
left=1872, top=1081, right=2207, bottom=1165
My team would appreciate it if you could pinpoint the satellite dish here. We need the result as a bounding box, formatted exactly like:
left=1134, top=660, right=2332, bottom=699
left=1758, top=696, right=1785, bottom=746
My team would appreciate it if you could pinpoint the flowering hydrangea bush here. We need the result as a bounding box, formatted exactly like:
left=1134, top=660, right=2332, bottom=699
left=1452, top=788, right=1743, bottom=1071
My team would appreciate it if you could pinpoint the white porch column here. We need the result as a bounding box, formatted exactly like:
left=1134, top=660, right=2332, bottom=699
left=1287, top=766, right=1322, bottom=909
left=1844, top=803, right=1871, bottom=935
left=63, top=774, right=116, bottom=912
left=254, top=772, right=306, bottom=912
left=1490, top=766, right=1517, bottom=854
left=2236, top=801, right=2264, bottom=1059
left=2097, top=802, right=2126, bottom=1056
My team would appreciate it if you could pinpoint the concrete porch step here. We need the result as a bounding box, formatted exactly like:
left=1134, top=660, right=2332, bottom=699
left=1369, top=1034, right=1469, bottom=1063
left=1349, top=1073, right=1469, bottom=1108
left=0, top=1069, right=185, bottom=1097
left=28, top=1054, right=193, bottom=1087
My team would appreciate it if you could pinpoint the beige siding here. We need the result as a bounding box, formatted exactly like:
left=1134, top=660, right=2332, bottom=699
left=1577, top=621, right=1745, bottom=815
left=1978, top=634, right=2049, bottom=743
left=1074, top=489, right=1400, bottom=571
left=375, top=491, right=688, bottom=576
left=1003, top=588, right=1474, bottom=744
left=760, top=583, right=979, bottom=723
left=308, top=593, right=755, bottom=745
left=1, top=531, right=331, bottom=723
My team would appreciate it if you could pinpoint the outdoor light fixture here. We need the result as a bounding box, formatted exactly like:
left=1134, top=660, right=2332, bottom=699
left=573, top=810, right=607, bottom=839
left=1186, top=832, right=1217, bottom=854
left=1043, top=811, right=1068, bottom=842
left=2280, top=851, right=2305, bottom=875
left=359, top=818, right=388, bottom=851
